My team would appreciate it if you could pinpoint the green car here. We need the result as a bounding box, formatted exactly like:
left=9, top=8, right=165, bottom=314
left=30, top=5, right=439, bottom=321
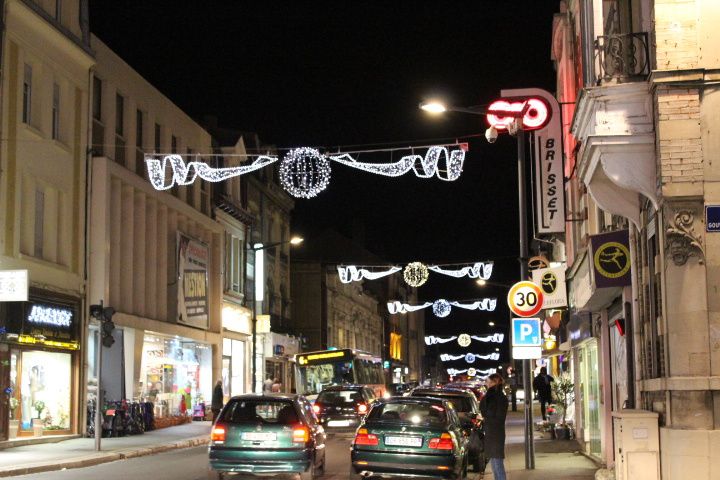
left=350, top=397, right=468, bottom=480
left=208, top=394, right=326, bottom=480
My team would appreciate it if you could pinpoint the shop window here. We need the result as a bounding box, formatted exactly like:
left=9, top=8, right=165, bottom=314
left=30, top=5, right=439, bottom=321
left=20, top=350, right=72, bottom=431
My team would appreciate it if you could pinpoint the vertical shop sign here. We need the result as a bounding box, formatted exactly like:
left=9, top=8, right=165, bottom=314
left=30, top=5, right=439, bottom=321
left=177, top=232, right=209, bottom=329
left=590, top=229, right=632, bottom=288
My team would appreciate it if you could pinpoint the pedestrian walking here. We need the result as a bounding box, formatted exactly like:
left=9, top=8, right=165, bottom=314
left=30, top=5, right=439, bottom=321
left=480, top=373, right=508, bottom=480
left=263, top=375, right=274, bottom=393
left=532, top=367, right=555, bottom=421
left=271, top=377, right=282, bottom=393
left=211, top=379, right=224, bottom=421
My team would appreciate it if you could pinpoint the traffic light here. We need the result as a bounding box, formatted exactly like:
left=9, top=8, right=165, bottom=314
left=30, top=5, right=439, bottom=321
left=90, top=303, right=116, bottom=348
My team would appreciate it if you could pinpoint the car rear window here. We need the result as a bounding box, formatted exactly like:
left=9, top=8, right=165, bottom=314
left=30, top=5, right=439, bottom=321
left=427, top=395, right=474, bottom=413
left=220, top=399, right=300, bottom=425
left=317, top=390, right=363, bottom=406
left=367, top=402, right=447, bottom=427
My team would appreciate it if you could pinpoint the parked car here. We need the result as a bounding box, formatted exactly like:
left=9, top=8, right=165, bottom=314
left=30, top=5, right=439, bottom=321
left=410, top=387, right=486, bottom=472
left=350, top=396, right=468, bottom=480
left=445, top=382, right=486, bottom=402
left=387, top=382, right=419, bottom=396
left=208, top=394, right=326, bottom=480
left=313, top=384, right=376, bottom=431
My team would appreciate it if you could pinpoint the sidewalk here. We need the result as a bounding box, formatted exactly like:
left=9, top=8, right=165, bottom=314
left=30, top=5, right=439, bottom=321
left=487, top=409, right=599, bottom=480
left=0, top=421, right=211, bottom=477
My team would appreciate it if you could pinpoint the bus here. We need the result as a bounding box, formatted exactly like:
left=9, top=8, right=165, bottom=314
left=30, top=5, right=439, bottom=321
left=294, top=348, right=386, bottom=400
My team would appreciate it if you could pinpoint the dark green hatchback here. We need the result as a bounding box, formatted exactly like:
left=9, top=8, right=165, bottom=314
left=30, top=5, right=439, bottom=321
left=208, top=394, right=326, bottom=480
left=350, top=397, right=468, bottom=480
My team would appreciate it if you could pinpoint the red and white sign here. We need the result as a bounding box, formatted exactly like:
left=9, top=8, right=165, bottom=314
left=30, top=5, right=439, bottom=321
left=507, top=281, right=544, bottom=317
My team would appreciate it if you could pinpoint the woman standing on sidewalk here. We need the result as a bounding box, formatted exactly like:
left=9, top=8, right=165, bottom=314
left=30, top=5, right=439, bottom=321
left=480, top=373, right=509, bottom=480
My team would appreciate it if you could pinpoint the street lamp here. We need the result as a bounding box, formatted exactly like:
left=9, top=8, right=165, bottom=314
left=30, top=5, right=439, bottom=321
left=248, top=235, right=304, bottom=393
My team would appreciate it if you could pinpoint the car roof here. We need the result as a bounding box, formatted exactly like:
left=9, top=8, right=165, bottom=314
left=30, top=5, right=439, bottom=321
left=375, top=396, right=446, bottom=406
left=228, top=393, right=298, bottom=402
left=412, top=388, right=474, bottom=397
left=319, top=384, right=365, bottom=391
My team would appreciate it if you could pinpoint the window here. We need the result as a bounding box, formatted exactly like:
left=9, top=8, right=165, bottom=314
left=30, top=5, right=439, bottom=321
left=22, top=64, right=32, bottom=124
left=92, top=77, right=104, bottom=155
left=225, top=233, right=245, bottom=296
left=154, top=123, right=161, bottom=152
left=135, top=109, right=145, bottom=176
left=114, top=94, right=125, bottom=165
left=34, top=189, right=44, bottom=258
left=52, top=83, right=60, bottom=140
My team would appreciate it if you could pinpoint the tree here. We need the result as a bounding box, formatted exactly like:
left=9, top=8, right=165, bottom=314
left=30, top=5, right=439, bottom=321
left=551, top=373, right=574, bottom=426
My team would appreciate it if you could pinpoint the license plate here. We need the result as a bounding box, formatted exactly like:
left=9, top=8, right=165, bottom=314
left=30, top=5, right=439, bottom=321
left=327, top=420, right=351, bottom=427
left=242, top=432, right=277, bottom=441
left=384, top=436, right=423, bottom=447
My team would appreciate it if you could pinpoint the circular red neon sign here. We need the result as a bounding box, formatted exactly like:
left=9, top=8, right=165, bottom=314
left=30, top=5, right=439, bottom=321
left=486, top=98, right=550, bottom=131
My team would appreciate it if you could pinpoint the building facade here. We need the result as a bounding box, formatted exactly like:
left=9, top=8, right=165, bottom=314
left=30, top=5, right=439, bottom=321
left=0, top=0, right=93, bottom=440
left=554, top=0, right=720, bottom=476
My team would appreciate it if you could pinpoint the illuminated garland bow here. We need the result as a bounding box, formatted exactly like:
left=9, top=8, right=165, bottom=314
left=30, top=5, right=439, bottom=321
left=388, top=298, right=497, bottom=316
left=145, top=145, right=465, bottom=199
left=447, top=368, right=496, bottom=376
left=337, top=262, right=493, bottom=285
left=440, top=352, right=501, bottom=362
left=424, top=333, right=505, bottom=345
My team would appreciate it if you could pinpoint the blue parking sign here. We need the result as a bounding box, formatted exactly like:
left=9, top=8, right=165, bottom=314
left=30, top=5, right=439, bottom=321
left=706, top=205, right=720, bottom=232
left=512, top=317, right=542, bottom=347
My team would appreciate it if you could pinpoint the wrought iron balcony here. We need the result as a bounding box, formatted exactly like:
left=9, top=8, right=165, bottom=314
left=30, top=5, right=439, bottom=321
left=595, top=32, right=650, bottom=84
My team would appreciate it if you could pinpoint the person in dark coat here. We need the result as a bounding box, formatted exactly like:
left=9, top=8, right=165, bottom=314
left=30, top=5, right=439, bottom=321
left=532, top=367, right=554, bottom=421
left=480, top=373, right=508, bottom=480
left=211, top=380, right=224, bottom=421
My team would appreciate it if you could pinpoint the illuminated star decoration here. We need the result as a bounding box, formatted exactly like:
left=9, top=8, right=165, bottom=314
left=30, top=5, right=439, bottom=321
left=145, top=145, right=465, bottom=199
left=439, top=352, right=501, bottom=362
left=447, top=368, right=496, bottom=376
left=337, top=262, right=493, bottom=284
left=388, top=298, right=497, bottom=316
left=337, top=265, right=402, bottom=283
left=403, top=262, right=429, bottom=287
left=424, top=333, right=504, bottom=345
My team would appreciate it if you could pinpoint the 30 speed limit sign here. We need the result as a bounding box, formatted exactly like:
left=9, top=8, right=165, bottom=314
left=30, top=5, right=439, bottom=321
left=507, top=281, right=544, bottom=317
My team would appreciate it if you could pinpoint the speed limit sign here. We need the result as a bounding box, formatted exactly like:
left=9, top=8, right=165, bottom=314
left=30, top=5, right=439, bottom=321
left=507, top=281, right=544, bottom=317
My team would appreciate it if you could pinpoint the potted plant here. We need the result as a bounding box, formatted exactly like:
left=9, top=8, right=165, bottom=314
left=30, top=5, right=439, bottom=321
left=32, top=400, right=45, bottom=436
left=8, top=397, right=19, bottom=439
left=551, top=373, right=575, bottom=440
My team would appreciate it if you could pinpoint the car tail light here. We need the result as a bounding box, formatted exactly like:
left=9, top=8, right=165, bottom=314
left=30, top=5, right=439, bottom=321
left=293, top=425, right=310, bottom=443
left=211, top=426, right=226, bottom=444
left=357, top=403, right=368, bottom=414
left=354, top=428, right=379, bottom=446
left=313, top=404, right=321, bottom=414
left=428, top=432, right=454, bottom=450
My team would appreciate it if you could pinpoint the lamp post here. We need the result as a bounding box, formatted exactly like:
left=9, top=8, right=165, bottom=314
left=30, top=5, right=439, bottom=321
left=248, top=236, right=303, bottom=393
left=421, top=94, right=556, bottom=470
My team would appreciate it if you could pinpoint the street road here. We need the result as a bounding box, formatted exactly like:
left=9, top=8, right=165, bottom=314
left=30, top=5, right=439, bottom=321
left=16, top=432, right=355, bottom=480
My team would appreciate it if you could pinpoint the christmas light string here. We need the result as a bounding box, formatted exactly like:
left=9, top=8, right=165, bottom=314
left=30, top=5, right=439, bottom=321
left=336, top=265, right=403, bottom=283
left=440, top=352, right=501, bottom=362
left=447, top=368, right=496, bottom=376
left=424, top=333, right=504, bottom=345
left=337, top=261, right=493, bottom=285
left=388, top=298, right=497, bottom=316
left=145, top=143, right=465, bottom=199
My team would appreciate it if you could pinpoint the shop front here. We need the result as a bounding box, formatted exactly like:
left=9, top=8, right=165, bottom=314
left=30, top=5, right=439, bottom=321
left=263, top=332, right=300, bottom=393
left=221, top=302, right=252, bottom=401
left=0, top=291, right=81, bottom=439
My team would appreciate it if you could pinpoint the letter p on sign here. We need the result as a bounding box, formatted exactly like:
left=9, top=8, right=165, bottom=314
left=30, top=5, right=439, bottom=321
left=512, top=318, right=542, bottom=347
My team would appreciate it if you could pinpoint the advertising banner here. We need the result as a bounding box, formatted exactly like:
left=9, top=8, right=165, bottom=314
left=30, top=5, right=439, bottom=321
left=177, top=232, right=209, bottom=330
left=590, top=229, right=632, bottom=288
left=532, top=265, right=567, bottom=308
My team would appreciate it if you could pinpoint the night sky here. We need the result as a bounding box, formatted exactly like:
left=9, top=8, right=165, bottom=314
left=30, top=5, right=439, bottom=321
left=89, top=1, right=558, bottom=369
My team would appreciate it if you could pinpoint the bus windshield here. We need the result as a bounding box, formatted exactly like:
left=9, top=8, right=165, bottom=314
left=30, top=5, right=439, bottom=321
left=295, top=349, right=385, bottom=397
left=297, top=360, right=354, bottom=396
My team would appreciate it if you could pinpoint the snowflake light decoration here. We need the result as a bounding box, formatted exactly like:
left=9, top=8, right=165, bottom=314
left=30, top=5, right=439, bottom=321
left=403, top=262, right=429, bottom=287
left=338, top=261, right=493, bottom=284
left=457, top=334, right=472, bottom=347
left=438, top=352, right=500, bottom=362
left=279, top=147, right=332, bottom=199
left=432, top=299, right=452, bottom=318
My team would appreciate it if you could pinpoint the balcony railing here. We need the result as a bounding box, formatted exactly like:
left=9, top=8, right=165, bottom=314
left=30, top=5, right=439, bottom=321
left=595, top=32, right=650, bottom=84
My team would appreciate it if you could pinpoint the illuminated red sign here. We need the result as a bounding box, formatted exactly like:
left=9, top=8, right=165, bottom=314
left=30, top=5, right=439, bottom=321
left=486, top=98, right=550, bottom=131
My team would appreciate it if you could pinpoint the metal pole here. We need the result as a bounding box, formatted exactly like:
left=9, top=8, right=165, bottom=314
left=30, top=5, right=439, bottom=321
left=94, top=315, right=103, bottom=451
left=252, top=299, right=257, bottom=393
left=517, top=129, right=535, bottom=469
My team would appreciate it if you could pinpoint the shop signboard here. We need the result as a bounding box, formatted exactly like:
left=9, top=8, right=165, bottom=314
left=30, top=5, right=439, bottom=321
left=567, top=311, right=593, bottom=347
left=531, top=265, right=567, bottom=308
left=706, top=205, right=720, bottom=232
left=590, top=230, right=631, bottom=288
left=2, top=300, right=79, bottom=349
left=177, top=232, right=210, bottom=330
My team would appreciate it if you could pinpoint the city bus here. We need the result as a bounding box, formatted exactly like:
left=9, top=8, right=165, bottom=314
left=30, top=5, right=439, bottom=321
left=294, top=348, right=386, bottom=400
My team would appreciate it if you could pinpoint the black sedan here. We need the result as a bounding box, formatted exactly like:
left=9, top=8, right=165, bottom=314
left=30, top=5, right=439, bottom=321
left=313, top=384, right=376, bottom=431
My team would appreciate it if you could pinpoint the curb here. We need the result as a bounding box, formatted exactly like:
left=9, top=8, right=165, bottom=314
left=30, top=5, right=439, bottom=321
left=0, top=435, right=209, bottom=478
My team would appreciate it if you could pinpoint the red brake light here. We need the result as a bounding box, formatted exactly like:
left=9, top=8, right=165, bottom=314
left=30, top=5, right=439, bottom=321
left=293, top=425, right=310, bottom=443
left=428, top=432, right=454, bottom=450
left=211, top=426, right=226, bottom=443
left=354, top=428, right=379, bottom=446
left=313, top=404, right=321, bottom=414
left=357, top=403, right=368, bottom=414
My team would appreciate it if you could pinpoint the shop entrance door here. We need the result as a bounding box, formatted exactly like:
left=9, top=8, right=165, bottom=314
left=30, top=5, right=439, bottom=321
left=0, top=346, right=9, bottom=441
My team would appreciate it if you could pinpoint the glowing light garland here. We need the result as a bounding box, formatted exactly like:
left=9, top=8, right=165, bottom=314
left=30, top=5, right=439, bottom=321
left=403, top=262, right=429, bottom=287
left=428, top=262, right=493, bottom=280
left=145, top=145, right=466, bottom=199
left=447, top=368, right=496, bottom=376
left=439, top=352, right=501, bottom=362
left=424, top=333, right=504, bottom=345
left=337, top=265, right=402, bottom=283
left=388, top=298, right=497, bottom=316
